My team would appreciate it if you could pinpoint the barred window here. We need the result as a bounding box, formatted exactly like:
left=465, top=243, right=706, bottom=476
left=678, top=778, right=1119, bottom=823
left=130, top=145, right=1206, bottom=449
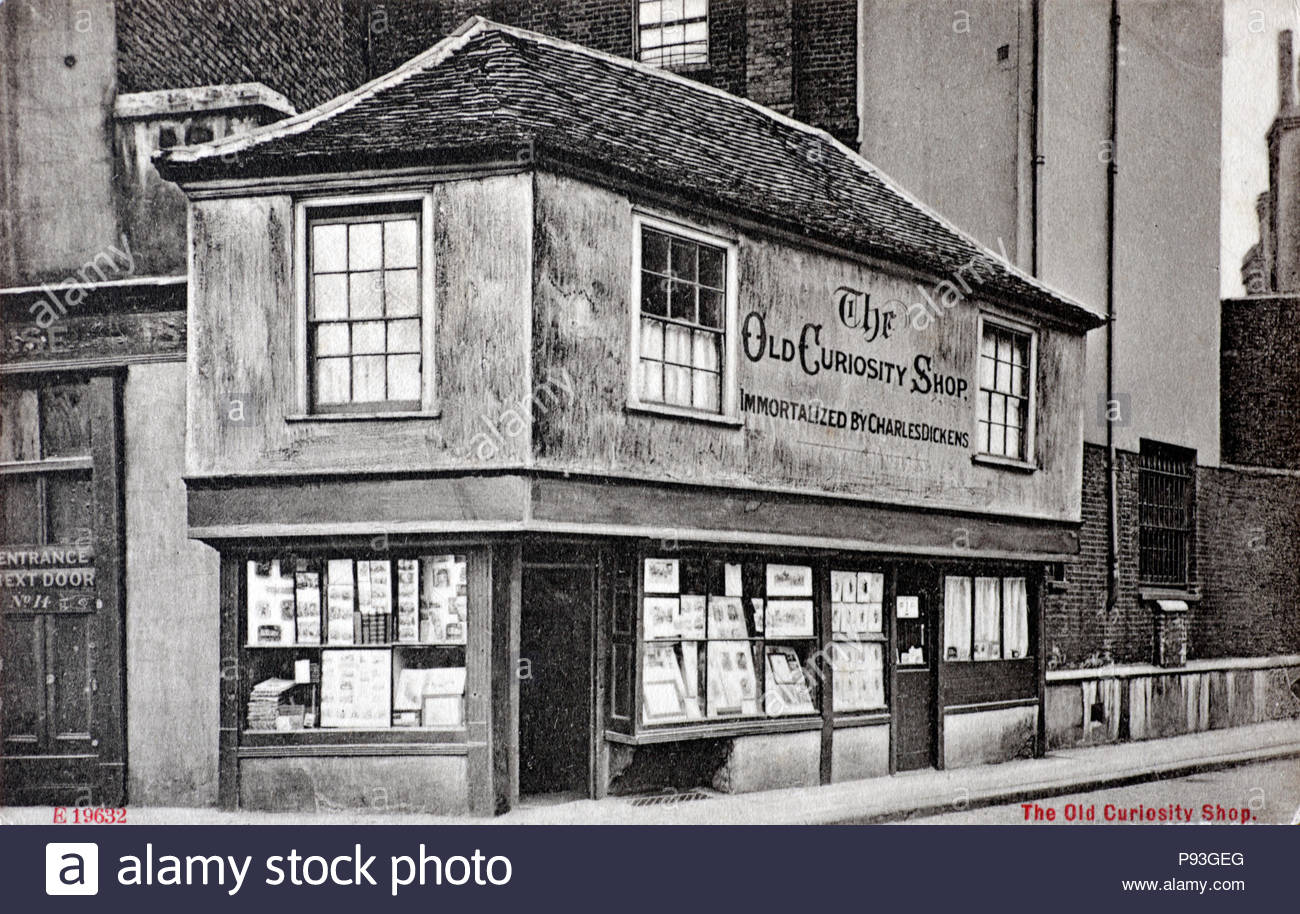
left=637, top=0, right=709, bottom=68
left=636, top=224, right=728, bottom=414
left=1139, top=441, right=1195, bottom=585
left=978, top=322, right=1033, bottom=460
left=307, top=204, right=423, bottom=413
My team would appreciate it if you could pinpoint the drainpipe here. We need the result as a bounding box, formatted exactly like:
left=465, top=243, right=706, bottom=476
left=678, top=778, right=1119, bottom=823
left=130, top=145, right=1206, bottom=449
left=1030, top=0, right=1041, bottom=276
left=1105, top=0, right=1121, bottom=610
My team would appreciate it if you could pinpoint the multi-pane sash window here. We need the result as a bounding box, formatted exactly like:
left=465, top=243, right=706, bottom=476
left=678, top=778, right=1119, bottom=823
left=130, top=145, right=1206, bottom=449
left=308, top=205, right=422, bottom=412
left=638, top=226, right=727, bottom=413
left=1139, top=441, right=1194, bottom=585
left=637, top=0, right=709, bottom=68
left=978, top=322, right=1032, bottom=460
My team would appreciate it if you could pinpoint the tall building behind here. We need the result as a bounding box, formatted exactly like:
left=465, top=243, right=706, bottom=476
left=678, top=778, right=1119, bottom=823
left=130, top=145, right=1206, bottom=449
left=859, top=0, right=1222, bottom=465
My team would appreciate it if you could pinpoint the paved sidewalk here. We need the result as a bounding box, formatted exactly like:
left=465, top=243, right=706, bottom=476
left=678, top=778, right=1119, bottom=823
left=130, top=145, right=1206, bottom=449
left=4, top=719, right=1298, bottom=826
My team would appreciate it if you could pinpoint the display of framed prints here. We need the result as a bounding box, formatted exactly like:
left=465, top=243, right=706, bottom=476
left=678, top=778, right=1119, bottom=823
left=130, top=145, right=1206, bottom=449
left=831, top=570, right=884, bottom=639
left=242, top=552, right=472, bottom=735
left=707, top=596, right=749, bottom=638
left=765, top=645, right=815, bottom=715
left=677, top=595, right=706, bottom=638
left=765, top=600, right=814, bottom=638
left=765, top=563, right=812, bottom=597
left=706, top=641, right=759, bottom=717
left=643, top=596, right=680, bottom=640
left=644, top=557, right=680, bottom=593
left=641, top=642, right=702, bottom=723
left=830, top=641, right=886, bottom=712
left=247, top=560, right=296, bottom=646
left=320, top=649, right=391, bottom=729
left=637, top=555, right=819, bottom=724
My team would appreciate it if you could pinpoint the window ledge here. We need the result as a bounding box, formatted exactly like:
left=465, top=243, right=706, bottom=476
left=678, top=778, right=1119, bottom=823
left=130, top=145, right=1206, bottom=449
left=1138, top=587, right=1200, bottom=603
left=286, top=410, right=441, bottom=423
left=971, top=453, right=1038, bottom=473
left=625, top=402, right=742, bottom=428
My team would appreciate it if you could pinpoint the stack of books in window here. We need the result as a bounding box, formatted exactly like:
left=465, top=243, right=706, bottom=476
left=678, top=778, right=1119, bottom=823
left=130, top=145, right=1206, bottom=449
left=247, top=678, right=301, bottom=731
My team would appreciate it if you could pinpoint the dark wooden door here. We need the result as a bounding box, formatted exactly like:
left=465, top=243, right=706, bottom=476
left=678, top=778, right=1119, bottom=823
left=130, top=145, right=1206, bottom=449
left=0, top=375, right=123, bottom=805
left=893, top=569, right=936, bottom=771
left=518, top=563, right=593, bottom=797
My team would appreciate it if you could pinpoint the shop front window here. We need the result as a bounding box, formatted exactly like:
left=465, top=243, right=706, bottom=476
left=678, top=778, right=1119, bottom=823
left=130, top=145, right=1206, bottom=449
left=243, top=554, right=468, bottom=731
left=942, top=575, right=1029, bottom=661
left=631, top=215, right=736, bottom=419
left=829, top=570, right=887, bottom=711
left=637, top=556, right=819, bottom=725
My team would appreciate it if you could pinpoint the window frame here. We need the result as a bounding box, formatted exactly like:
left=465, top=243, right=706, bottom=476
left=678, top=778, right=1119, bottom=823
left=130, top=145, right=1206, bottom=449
left=634, top=0, right=710, bottom=70
left=973, top=312, right=1038, bottom=468
left=627, top=211, right=740, bottom=425
left=294, top=191, right=437, bottom=418
left=941, top=573, right=1033, bottom=663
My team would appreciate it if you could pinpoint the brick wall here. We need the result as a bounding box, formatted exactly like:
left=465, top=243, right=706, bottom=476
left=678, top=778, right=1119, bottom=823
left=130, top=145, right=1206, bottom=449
left=1221, top=295, right=1300, bottom=470
left=1045, top=443, right=1300, bottom=667
left=352, top=1, right=854, bottom=141
left=116, top=0, right=367, bottom=111
left=1195, top=464, right=1300, bottom=658
left=793, top=0, right=859, bottom=146
left=1043, top=444, right=1147, bottom=666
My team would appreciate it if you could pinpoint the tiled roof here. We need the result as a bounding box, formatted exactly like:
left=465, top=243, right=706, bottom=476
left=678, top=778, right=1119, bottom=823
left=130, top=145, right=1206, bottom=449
left=157, top=18, right=1104, bottom=328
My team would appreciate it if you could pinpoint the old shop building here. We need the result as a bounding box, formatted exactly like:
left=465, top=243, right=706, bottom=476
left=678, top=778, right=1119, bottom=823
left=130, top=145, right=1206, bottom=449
left=155, top=19, right=1106, bottom=814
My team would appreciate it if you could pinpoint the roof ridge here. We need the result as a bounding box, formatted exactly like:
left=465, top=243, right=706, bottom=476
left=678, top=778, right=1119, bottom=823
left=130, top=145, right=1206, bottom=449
left=161, top=17, right=493, bottom=165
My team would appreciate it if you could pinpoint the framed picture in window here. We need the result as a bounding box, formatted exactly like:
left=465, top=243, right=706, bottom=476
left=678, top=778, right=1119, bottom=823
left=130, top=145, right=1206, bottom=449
left=765, top=563, right=812, bottom=597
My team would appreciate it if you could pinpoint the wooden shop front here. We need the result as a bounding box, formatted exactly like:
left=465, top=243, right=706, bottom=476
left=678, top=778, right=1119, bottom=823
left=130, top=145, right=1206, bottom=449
left=164, top=21, right=1103, bottom=814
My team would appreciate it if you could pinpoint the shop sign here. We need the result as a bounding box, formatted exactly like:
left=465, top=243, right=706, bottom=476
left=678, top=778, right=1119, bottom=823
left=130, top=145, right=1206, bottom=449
left=0, top=544, right=97, bottom=612
left=738, top=276, right=974, bottom=452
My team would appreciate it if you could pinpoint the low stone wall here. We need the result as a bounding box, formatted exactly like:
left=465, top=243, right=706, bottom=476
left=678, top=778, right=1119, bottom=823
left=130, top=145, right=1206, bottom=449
left=1045, top=656, right=1300, bottom=750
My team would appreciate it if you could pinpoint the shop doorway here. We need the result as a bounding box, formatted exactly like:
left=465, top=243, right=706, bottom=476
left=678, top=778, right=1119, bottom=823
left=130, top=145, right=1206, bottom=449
left=892, top=566, right=937, bottom=770
left=519, top=561, right=594, bottom=799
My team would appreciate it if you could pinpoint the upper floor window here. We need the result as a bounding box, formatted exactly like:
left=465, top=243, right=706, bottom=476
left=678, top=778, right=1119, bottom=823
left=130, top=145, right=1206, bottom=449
left=630, top=214, right=737, bottom=419
left=977, top=318, right=1035, bottom=462
left=637, top=0, right=709, bottom=69
left=299, top=195, right=433, bottom=415
left=1139, top=441, right=1195, bottom=585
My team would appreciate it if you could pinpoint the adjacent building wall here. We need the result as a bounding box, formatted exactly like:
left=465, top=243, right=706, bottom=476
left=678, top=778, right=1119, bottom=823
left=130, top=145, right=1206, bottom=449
left=114, top=0, right=366, bottom=112
left=124, top=361, right=221, bottom=805
left=357, top=0, right=857, bottom=144
left=0, top=0, right=120, bottom=286
left=1221, top=295, right=1300, bottom=470
left=858, top=0, right=1222, bottom=464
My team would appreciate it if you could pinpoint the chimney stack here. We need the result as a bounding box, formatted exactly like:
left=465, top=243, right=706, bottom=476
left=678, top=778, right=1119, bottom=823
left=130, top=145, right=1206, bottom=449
left=1280, top=30, right=1294, bottom=112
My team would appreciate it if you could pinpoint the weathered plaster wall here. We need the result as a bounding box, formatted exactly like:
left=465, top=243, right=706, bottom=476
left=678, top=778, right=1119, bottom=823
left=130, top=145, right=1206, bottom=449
left=124, top=361, right=221, bottom=805
left=0, top=0, right=121, bottom=286
left=532, top=171, right=1086, bottom=523
left=185, top=172, right=534, bottom=478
